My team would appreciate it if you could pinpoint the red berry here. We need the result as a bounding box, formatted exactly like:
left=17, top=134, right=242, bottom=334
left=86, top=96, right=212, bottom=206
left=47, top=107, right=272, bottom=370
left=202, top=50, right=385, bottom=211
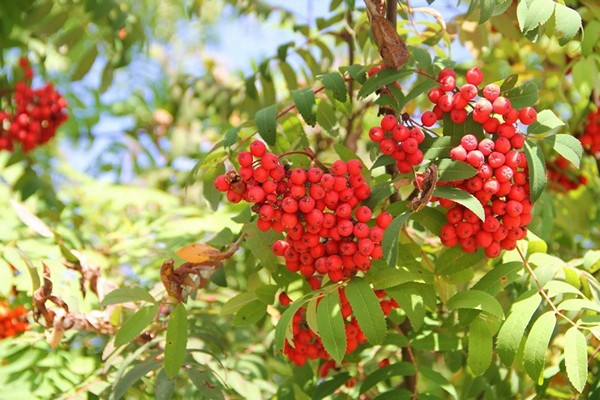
left=465, top=67, right=484, bottom=85
left=250, top=140, right=267, bottom=157
left=381, top=114, right=398, bottom=131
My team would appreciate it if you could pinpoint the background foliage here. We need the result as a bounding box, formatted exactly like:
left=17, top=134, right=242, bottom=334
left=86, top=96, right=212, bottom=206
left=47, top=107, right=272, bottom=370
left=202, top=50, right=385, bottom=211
left=1, top=0, right=600, bottom=399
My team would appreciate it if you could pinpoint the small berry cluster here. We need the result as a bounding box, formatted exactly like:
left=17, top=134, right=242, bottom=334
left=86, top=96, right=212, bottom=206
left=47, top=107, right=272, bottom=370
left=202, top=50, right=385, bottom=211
left=282, top=288, right=398, bottom=366
left=423, top=67, right=538, bottom=134
left=546, top=156, right=587, bottom=192
left=421, top=67, right=539, bottom=258
left=215, top=140, right=392, bottom=283
left=580, top=108, right=600, bottom=157
left=368, top=114, right=426, bottom=173
left=0, top=301, right=28, bottom=339
left=440, top=136, right=533, bottom=257
left=0, top=58, right=68, bottom=152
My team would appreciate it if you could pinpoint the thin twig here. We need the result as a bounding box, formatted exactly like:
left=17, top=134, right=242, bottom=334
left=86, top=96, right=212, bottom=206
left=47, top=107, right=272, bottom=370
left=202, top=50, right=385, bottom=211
left=516, top=246, right=578, bottom=327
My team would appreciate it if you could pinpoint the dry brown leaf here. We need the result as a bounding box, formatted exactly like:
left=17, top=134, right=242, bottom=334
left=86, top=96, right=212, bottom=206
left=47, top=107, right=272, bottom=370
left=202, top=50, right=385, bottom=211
left=410, top=164, right=439, bottom=212
left=371, top=14, right=409, bottom=69
left=176, top=243, right=223, bottom=264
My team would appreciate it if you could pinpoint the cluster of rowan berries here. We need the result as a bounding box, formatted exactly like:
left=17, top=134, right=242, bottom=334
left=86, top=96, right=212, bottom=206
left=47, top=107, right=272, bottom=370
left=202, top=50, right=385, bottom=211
left=0, top=301, right=28, bottom=339
left=424, top=67, right=538, bottom=129
left=580, top=108, right=600, bottom=157
left=546, top=156, right=587, bottom=192
left=420, top=67, right=538, bottom=257
left=0, top=58, right=68, bottom=152
left=214, top=140, right=392, bottom=283
left=368, top=114, right=426, bottom=173
left=281, top=288, right=398, bottom=367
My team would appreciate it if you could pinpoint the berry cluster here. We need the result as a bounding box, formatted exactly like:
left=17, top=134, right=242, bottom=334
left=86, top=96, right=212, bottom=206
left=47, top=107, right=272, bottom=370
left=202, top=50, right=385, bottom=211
left=368, top=114, right=426, bottom=173
left=421, top=67, right=538, bottom=258
left=580, top=108, right=600, bottom=157
left=546, top=156, right=587, bottom=192
left=214, top=140, right=392, bottom=283
left=0, top=58, right=68, bottom=152
left=424, top=67, right=538, bottom=131
left=283, top=288, right=398, bottom=366
left=0, top=301, right=28, bottom=339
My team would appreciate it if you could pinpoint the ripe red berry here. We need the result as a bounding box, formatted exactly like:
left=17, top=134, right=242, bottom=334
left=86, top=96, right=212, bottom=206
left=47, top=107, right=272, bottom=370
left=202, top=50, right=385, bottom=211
left=381, top=114, right=398, bottom=131
left=250, top=140, right=267, bottom=157
left=482, top=84, right=500, bottom=101
left=519, top=107, right=537, bottom=125
left=421, top=111, right=437, bottom=127
left=465, top=67, right=484, bottom=85
left=376, top=212, right=393, bottom=229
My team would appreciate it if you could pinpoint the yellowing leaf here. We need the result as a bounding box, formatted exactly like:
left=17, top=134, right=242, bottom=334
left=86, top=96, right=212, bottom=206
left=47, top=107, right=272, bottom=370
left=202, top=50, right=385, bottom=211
left=176, top=243, right=222, bottom=264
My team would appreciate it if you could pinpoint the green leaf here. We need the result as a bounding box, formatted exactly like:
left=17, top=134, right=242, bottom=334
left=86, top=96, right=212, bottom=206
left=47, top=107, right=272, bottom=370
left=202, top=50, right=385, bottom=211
left=435, top=247, right=486, bottom=275
left=527, top=110, right=565, bottom=135
left=164, top=303, right=188, bottom=379
left=114, top=305, right=159, bottom=347
left=279, top=61, right=298, bottom=91
left=446, top=290, right=504, bottom=319
left=317, top=100, right=338, bottom=133
left=366, top=265, right=433, bottom=289
left=221, top=292, right=259, bottom=315
left=398, top=79, right=438, bottom=110
left=357, top=69, right=410, bottom=98
left=316, top=290, right=346, bottom=363
left=554, top=3, right=582, bottom=45
left=359, top=362, right=416, bottom=394
left=101, top=287, right=157, bottom=307
left=543, top=134, right=583, bottom=168
left=72, top=44, right=99, bottom=81
left=497, top=290, right=542, bottom=366
left=341, top=64, right=367, bottom=84
left=581, top=20, right=600, bottom=57
left=242, top=222, right=281, bottom=270
left=523, top=311, right=556, bottom=383
left=523, top=140, right=547, bottom=203
left=543, top=280, right=583, bottom=298
left=420, top=367, right=458, bottom=400
left=468, top=316, right=493, bottom=376
left=471, top=261, right=523, bottom=294
left=382, top=212, right=412, bottom=267
left=411, top=206, right=447, bottom=235
left=500, top=74, right=519, bottom=92
left=111, top=361, right=161, bottom=400
left=223, top=127, right=241, bottom=148
left=564, top=326, right=588, bottom=393
left=292, top=88, right=317, bottom=126
left=319, top=72, right=347, bottom=102
left=503, top=82, right=539, bottom=109
left=188, top=369, right=224, bottom=400
left=311, top=372, right=350, bottom=400
left=275, top=297, right=311, bottom=352
left=478, top=0, right=495, bottom=23
left=255, top=105, right=277, bottom=145
left=345, top=278, right=387, bottom=344
left=371, top=155, right=396, bottom=170
left=422, top=136, right=453, bottom=159
left=232, top=300, right=267, bottom=326
left=521, top=0, right=554, bottom=33
left=333, top=143, right=361, bottom=161
left=559, top=299, right=600, bottom=313
left=410, top=46, right=431, bottom=68
left=155, top=369, right=176, bottom=400
left=388, top=283, right=436, bottom=331
left=436, top=159, right=477, bottom=182
left=432, top=186, right=485, bottom=222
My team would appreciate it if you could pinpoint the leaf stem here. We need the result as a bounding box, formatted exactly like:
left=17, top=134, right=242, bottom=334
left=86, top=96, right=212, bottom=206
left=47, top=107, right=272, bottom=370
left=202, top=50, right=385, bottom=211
left=516, top=246, right=578, bottom=327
